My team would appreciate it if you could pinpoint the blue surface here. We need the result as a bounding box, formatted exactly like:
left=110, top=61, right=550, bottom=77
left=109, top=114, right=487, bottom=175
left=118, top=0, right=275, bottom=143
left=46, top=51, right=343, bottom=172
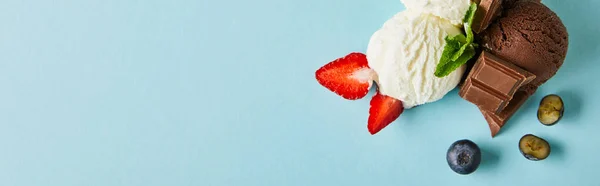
left=0, top=0, right=599, bottom=185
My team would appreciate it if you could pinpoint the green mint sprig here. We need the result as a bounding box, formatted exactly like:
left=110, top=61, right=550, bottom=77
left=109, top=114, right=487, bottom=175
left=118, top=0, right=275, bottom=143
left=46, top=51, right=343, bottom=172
left=434, top=3, right=478, bottom=78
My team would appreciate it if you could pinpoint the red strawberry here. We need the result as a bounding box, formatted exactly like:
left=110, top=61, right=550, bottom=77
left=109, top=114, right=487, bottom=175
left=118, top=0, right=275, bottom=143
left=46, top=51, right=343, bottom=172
left=368, top=92, right=404, bottom=135
left=315, top=53, right=374, bottom=100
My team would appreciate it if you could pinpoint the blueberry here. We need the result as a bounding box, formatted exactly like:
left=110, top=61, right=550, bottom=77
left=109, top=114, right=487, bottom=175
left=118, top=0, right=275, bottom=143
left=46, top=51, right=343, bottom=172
left=519, top=134, right=550, bottom=161
left=537, top=94, right=564, bottom=126
left=446, top=139, right=481, bottom=175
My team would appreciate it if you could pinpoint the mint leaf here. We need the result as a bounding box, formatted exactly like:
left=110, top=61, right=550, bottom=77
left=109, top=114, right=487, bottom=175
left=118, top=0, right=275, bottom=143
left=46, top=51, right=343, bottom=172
left=458, top=46, right=476, bottom=63
left=454, top=2, right=478, bottom=61
left=464, top=24, right=474, bottom=46
left=450, top=34, right=467, bottom=44
left=464, top=3, right=478, bottom=27
left=464, top=3, right=477, bottom=43
left=435, top=36, right=462, bottom=77
left=434, top=2, right=479, bottom=78
left=452, top=42, right=468, bottom=61
left=436, top=45, right=475, bottom=77
left=451, top=24, right=472, bottom=61
left=446, top=34, right=466, bottom=61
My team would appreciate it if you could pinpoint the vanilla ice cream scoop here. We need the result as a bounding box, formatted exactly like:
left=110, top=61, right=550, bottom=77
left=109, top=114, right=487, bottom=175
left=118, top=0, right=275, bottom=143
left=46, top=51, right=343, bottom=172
left=367, top=10, right=466, bottom=108
left=401, top=0, right=471, bottom=25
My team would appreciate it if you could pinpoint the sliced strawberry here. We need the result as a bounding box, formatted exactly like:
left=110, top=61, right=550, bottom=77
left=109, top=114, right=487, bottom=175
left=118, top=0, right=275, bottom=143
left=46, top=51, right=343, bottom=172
left=368, top=92, right=404, bottom=135
left=315, top=53, right=374, bottom=100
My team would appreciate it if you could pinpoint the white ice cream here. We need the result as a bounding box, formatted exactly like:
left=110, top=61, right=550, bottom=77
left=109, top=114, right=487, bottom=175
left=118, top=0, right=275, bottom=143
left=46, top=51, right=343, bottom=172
left=367, top=10, right=465, bottom=108
left=401, top=0, right=471, bottom=25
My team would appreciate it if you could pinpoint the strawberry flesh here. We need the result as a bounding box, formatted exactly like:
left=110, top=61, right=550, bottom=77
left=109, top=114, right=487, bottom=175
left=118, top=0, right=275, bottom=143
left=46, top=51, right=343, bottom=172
left=368, top=92, right=404, bottom=135
left=315, top=53, right=373, bottom=100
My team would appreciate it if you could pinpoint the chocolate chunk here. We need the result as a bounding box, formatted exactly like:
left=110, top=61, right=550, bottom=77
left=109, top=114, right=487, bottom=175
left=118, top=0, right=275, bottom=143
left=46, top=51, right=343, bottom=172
left=473, top=0, right=503, bottom=33
left=461, top=78, right=508, bottom=114
left=459, top=51, right=535, bottom=113
left=480, top=90, right=531, bottom=137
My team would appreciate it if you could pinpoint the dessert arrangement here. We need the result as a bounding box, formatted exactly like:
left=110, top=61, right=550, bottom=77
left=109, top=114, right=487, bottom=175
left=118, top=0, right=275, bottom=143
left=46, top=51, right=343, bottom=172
left=315, top=0, right=569, bottom=174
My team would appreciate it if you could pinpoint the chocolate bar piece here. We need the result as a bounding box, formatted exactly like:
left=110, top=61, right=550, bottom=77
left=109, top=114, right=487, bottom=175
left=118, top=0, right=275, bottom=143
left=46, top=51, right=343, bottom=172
left=473, top=0, right=503, bottom=33
left=481, top=90, right=531, bottom=137
left=459, top=51, right=535, bottom=113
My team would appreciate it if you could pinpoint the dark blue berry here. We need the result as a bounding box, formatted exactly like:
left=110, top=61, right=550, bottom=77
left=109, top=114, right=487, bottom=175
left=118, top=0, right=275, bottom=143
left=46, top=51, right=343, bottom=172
left=447, top=139, right=481, bottom=175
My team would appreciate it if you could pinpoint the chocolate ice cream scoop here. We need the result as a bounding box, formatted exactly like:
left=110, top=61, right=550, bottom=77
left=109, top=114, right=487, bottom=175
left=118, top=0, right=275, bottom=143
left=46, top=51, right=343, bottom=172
left=461, top=0, right=568, bottom=137
left=479, top=1, right=568, bottom=88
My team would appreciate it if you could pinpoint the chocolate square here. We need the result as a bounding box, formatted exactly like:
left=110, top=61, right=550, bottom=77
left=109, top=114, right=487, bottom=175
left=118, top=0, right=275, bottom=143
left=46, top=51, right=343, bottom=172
left=480, top=90, right=531, bottom=137
left=461, top=78, right=508, bottom=113
left=473, top=0, right=503, bottom=33
left=459, top=52, right=535, bottom=113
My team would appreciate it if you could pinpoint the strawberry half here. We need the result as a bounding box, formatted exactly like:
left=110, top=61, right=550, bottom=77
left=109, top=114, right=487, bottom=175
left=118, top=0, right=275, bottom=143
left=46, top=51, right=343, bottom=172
left=315, top=53, right=374, bottom=100
left=368, top=92, right=404, bottom=135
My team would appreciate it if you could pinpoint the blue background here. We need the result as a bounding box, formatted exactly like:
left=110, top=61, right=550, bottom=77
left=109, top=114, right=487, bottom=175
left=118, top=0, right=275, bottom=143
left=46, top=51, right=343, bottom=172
left=0, top=0, right=598, bottom=185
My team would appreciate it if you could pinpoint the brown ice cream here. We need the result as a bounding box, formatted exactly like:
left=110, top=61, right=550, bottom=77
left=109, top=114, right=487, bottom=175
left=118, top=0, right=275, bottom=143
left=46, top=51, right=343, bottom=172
left=462, top=0, right=569, bottom=137
left=479, top=1, right=568, bottom=89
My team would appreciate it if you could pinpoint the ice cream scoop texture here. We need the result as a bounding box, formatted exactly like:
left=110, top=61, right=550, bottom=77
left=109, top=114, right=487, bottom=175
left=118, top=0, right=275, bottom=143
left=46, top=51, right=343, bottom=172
left=367, top=10, right=466, bottom=108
